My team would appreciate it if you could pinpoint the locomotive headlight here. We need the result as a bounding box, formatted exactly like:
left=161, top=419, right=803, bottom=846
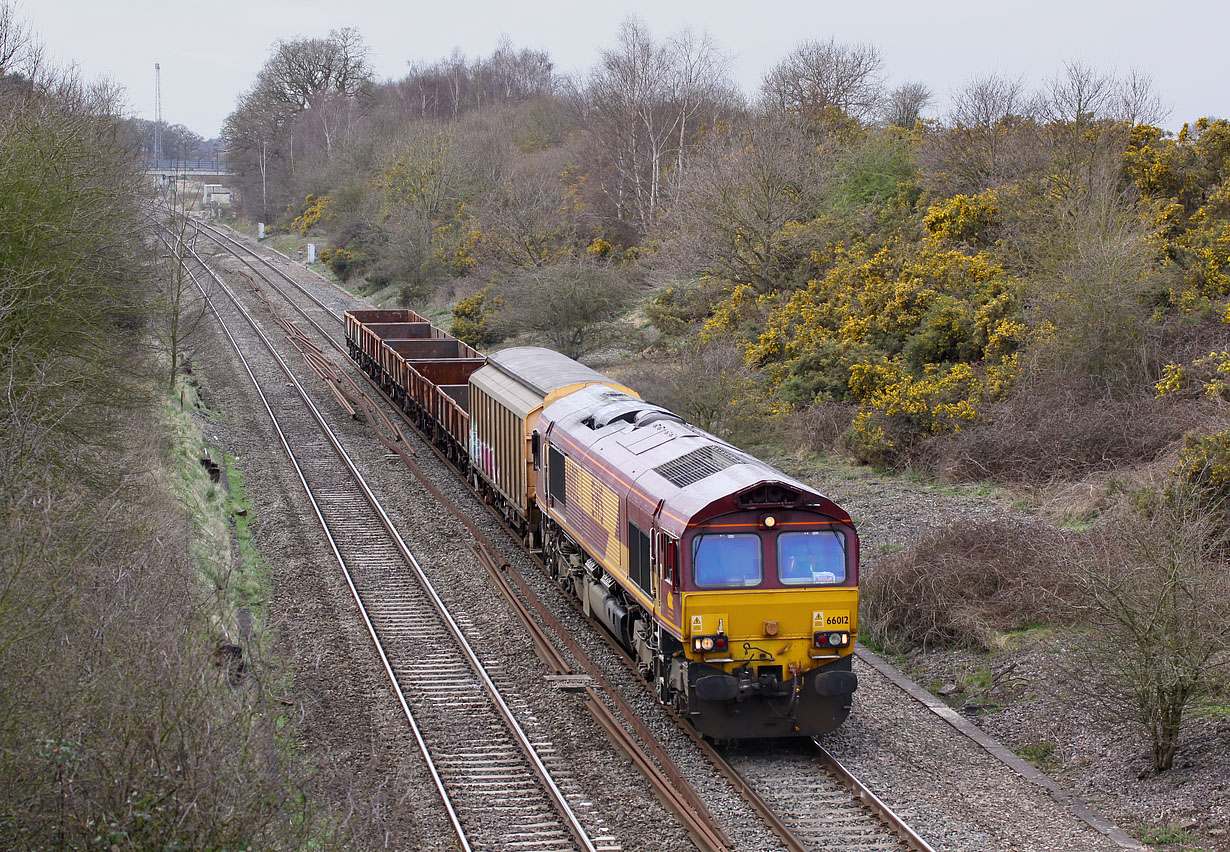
left=815, top=631, right=851, bottom=649
left=760, top=514, right=777, bottom=529
left=692, top=634, right=729, bottom=653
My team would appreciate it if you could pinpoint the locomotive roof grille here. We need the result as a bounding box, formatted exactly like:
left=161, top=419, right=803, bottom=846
left=654, top=445, right=747, bottom=488
left=738, top=483, right=802, bottom=507
left=585, top=397, right=684, bottom=430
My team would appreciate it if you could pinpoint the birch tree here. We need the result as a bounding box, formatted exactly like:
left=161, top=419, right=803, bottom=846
left=576, top=17, right=736, bottom=239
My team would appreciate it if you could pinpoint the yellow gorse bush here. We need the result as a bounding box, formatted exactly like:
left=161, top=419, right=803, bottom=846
left=1156, top=350, right=1230, bottom=401
left=1172, top=430, right=1230, bottom=507
left=744, top=241, right=1020, bottom=372
left=433, top=208, right=481, bottom=273
left=1123, top=119, right=1230, bottom=317
left=290, top=193, right=330, bottom=234
left=702, top=237, right=1024, bottom=464
left=922, top=189, right=1001, bottom=245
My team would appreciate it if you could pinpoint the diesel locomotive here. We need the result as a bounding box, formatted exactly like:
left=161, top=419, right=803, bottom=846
left=346, top=309, right=859, bottom=739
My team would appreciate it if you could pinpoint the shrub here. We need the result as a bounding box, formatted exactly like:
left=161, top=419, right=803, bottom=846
left=1155, top=349, right=1230, bottom=401
left=320, top=246, right=365, bottom=280
left=841, top=358, right=1019, bottom=468
left=779, top=341, right=878, bottom=405
left=923, top=189, right=1002, bottom=245
left=488, top=260, right=638, bottom=359
left=615, top=340, right=763, bottom=440
left=1061, top=484, right=1230, bottom=772
left=783, top=400, right=854, bottom=454
left=861, top=519, right=1070, bottom=652
left=289, top=193, right=330, bottom=234
left=450, top=289, right=499, bottom=347
left=1172, top=430, right=1230, bottom=512
left=733, top=241, right=1023, bottom=465
left=646, top=277, right=730, bottom=337
left=925, top=369, right=1196, bottom=482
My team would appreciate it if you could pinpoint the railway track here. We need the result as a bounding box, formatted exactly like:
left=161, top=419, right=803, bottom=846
left=180, top=218, right=738, bottom=852
left=177, top=217, right=949, bottom=852
left=165, top=229, right=615, bottom=852
left=718, top=740, right=922, bottom=852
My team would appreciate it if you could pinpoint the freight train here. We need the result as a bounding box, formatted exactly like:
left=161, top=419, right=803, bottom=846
left=345, top=309, right=859, bottom=739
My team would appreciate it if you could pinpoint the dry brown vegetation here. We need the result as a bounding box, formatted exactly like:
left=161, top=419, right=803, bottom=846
left=860, top=519, right=1072, bottom=653
left=0, top=6, right=344, bottom=846
left=919, top=370, right=1207, bottom=483
left=1, top=412, right=327, bottom=849
left=1062, top=485, right=1230, bottom=772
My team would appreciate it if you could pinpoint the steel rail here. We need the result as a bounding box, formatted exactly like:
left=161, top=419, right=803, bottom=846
left=188, top=218, right=346, bottom=321
left=814, top=741, right=937, bottom=852
left=469, top=542, right=734, bottom=852
left=168, top=249, right=473, bottom=852
left=167, top=230, right=600, bottom=852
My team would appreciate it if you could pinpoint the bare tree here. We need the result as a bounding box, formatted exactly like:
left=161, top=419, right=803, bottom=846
left=1066, top=484, right=1230, bottom=772
left=153, top=184, right=212, bottom=389
left=1041, top=62, right=1143, bottom=194
left=488, top=34, right=556, bottom=102
left=400, top=40, right=554, bottom=120
left=223, top=83, right=293, bottom=218
left=258, top=27, right=372, bottom=112
left=1116, top=69, right=1170, bottom=127
left=0, top=0, right=35, bottom=77
left=662, top=115, right=834, bottom=293
left=223, top=28, right=373, bottom=212
left=667, top=28, right=736, bottom=198
left=883, top=81, right=932, bottom=129
left=1040, top=60, right=1117, bottom=125
left=950, top=73, right=1032, bottom=129
left=475, top=145, right=576, bottom=268
left=626, top=339, right=757, bottom=437
left=574, top=16, right=737, bottom=239
left=491, top=260, right=637, bottom=359
left=917, top=73, right=1041, bottom=195
left=576, top=17, right=677, bottom=238
left=760, top=37, right=885, bottom=124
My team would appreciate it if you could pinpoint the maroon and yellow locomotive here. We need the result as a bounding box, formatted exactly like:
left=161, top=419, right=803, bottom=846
left=347, top=313, right=859, bottom=739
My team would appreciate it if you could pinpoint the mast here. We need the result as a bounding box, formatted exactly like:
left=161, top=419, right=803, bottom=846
left=154, top=62, right=162, bottom=164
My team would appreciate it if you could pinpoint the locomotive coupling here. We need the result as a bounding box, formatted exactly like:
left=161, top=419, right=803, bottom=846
left=694, top=670, right=793, bottom=702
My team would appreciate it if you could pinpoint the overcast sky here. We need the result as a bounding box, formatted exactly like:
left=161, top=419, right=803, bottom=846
left=26, top=0, right=1229, bottom=139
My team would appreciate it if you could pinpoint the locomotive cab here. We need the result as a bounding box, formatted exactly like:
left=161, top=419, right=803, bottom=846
left=674, top=504, right=859, bottom=739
